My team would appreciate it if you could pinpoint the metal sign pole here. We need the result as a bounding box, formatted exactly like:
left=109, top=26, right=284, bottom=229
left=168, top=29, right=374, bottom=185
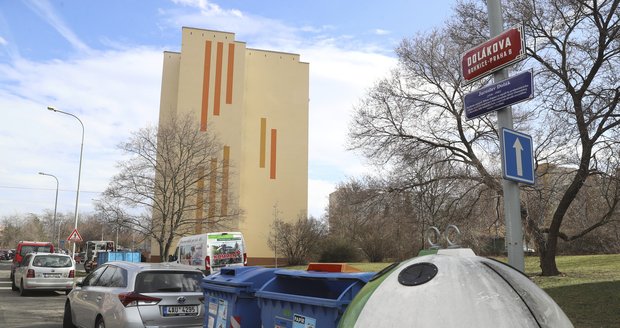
left=487, top=0, right=525, bottom=272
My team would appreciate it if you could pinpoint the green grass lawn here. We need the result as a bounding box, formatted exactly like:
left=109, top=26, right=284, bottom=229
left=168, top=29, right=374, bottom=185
left=288, top=254, right=620, bottom=327
left=524, top=254, right=620, bottom=328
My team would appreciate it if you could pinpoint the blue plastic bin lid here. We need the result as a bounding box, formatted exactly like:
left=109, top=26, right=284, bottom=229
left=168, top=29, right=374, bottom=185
left=202, top=266, right=278, bottom=292
left=254, top=270, right=376, bottom=309
left=272, top=269, right=376, bottom=283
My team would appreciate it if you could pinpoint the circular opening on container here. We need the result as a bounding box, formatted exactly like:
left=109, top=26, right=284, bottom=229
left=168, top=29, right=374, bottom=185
left=398, top=262, right=438, bottom=286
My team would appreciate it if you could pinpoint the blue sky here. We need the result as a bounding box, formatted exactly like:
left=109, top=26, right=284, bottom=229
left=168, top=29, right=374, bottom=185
left=0, top=0, right=455, bottom=220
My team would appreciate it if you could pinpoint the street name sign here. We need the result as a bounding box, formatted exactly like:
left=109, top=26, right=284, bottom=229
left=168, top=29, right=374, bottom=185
left=501, top=128, right=535, bottom=185
left=464, top=70, right=533, bottom=120
left=67, top=228, right=83, bottom=242
left=461, top=26, right=525, bottom=83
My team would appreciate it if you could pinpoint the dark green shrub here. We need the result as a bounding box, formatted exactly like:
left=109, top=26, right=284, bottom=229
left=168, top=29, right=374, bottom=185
left=319, top=238, right=360, bottom=262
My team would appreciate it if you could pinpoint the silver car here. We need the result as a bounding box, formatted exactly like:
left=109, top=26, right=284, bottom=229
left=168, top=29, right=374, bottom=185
left=13, top=252, right=75, bottom=296
left=63, top=261, right=205, bottom=328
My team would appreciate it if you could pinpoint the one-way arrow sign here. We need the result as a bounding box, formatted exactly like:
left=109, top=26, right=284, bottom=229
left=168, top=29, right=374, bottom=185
left=513, top=138, right=524, bottom=176
left=501, top=128, right=535, bottom=185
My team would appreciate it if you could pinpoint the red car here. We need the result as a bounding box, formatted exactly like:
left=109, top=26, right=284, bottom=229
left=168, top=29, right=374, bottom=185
left=11, top=241, right=55, bottom=291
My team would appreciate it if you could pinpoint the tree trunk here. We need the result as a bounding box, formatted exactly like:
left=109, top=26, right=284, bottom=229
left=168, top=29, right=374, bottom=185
left=540, top=233, right=560, bottom=276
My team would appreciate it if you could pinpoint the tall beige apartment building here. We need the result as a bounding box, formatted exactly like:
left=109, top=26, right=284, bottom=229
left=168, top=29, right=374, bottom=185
left=152, top=27, right=309, bottom=264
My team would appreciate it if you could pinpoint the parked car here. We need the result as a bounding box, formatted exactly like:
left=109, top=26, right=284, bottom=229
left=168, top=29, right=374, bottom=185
left=12, top=252, right=75, bottom=296
left=63, top=262, right=205, bottom=328
left=0, top=249, right=10, bottom=260
left=10, top=241, right=54, bottom=289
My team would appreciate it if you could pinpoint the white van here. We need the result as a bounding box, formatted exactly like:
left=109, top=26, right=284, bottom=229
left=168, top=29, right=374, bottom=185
left=173, top=232, right=247, bottom=274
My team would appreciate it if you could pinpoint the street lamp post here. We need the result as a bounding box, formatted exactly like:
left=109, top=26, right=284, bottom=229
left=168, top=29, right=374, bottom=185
left=38, top=172, right=59, bottom=249
left=47, top=106, right=84, bottom=260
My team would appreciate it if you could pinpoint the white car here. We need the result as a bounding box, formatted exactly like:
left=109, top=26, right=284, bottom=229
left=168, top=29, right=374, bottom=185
left=63, top=261, right=205, bottom=328
left=13, top=252, right=75, bottom=296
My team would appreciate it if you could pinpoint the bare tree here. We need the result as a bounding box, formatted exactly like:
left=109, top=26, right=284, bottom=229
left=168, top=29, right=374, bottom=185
left=349, top=0, right=620, bottom=275
left=97, top=115, right=239, bottom=261
left=268, top=213, right=326, bottom=265
left=1, top=216, right=22, bottom=248
left=328, top=178, right=412, bottom=261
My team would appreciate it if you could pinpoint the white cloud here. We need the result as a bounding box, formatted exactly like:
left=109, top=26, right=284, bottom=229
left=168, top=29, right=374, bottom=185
left=24, top=0, right=91, bottom=53
left=308, top=179, right=335, bottom=219
left=0, top=48, right=163, bottom=216
left=302, top=45, right=395, bottom=179
left=374, top=29, right=391, bottom=35
left=1, top=1, right=397, bottom=220
left=171, top=0, right=208, bottom=8
left=0, top=36, right=6, bottom=45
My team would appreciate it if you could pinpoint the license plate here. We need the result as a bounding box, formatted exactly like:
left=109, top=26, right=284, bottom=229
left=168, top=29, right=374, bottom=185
left=44, top=273, right=61, bottom=278
left=162, top=305, right=199, bottom=317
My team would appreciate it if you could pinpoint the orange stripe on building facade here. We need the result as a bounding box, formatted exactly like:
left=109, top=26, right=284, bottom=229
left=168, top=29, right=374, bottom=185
left=195, top=166, right=205, bottom=234
left=270, top=129, right=277, bottom=179
left=208, top=158, right=217, bottom=219
left=214, top=42, right=224, bottom=116
left=260, top=118, right=267, bottom=168
left=201, top=41, right=212, bottom=131
left=221, top=146, right=230, bottom=216
left=226, top=43, right=235, bottom=104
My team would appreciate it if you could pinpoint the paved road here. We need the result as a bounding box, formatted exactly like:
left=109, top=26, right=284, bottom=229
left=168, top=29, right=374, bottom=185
left=0, top=260, right=73, bottom=328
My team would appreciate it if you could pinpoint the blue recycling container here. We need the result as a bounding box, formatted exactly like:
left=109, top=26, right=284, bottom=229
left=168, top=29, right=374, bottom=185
left=123, top=252, right=141, bottom=262
left=96, top=251, right=141, bottom=266
left=256, top=270, right=375, bottom=328
left=201, top=266, right=278, bottom=328
left=96, top=251, right=109, bottom=266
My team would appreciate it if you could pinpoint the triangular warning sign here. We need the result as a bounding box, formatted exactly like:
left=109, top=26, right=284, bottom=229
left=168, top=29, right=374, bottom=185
left=67, top=228, right=83, bottom=242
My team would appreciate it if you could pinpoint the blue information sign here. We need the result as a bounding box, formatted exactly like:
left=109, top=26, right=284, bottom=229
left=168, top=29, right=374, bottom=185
left=464, top=70, right=533, bottom=120
left=501, top=128, right=535, bottom=185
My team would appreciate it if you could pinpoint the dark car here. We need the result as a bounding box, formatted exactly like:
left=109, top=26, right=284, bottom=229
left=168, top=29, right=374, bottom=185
left=0, top=250, right=10, bottom=260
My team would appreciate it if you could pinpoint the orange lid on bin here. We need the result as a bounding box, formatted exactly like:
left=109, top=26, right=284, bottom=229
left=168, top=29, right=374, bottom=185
left=306, top=263, right=361, bottom=272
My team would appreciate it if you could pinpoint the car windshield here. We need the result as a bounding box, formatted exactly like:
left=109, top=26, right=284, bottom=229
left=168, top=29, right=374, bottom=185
left=21, top=245, right=52, bottom=256
left=135, top=271, right=203, bottom=293
left=32, top=255, right=72, bottom=267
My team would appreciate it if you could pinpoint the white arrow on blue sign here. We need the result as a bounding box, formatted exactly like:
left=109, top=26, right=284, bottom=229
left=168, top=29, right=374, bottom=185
left=501, top=128, right=535, bottom=185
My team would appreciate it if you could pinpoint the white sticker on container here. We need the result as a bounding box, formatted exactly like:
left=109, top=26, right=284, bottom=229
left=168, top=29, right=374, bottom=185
left=292, top=314, right=316, bottom=328
left=208, top=297, right=218, bottom=315
left=215, top=299, right=228, bottom=328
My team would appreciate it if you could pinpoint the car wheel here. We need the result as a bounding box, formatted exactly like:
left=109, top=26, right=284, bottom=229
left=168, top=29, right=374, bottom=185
left=95, top=316, right=105, bottom=328
left=19, top=279, right=28, bottom=296
left=62, top=302, right=76, bottom=328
